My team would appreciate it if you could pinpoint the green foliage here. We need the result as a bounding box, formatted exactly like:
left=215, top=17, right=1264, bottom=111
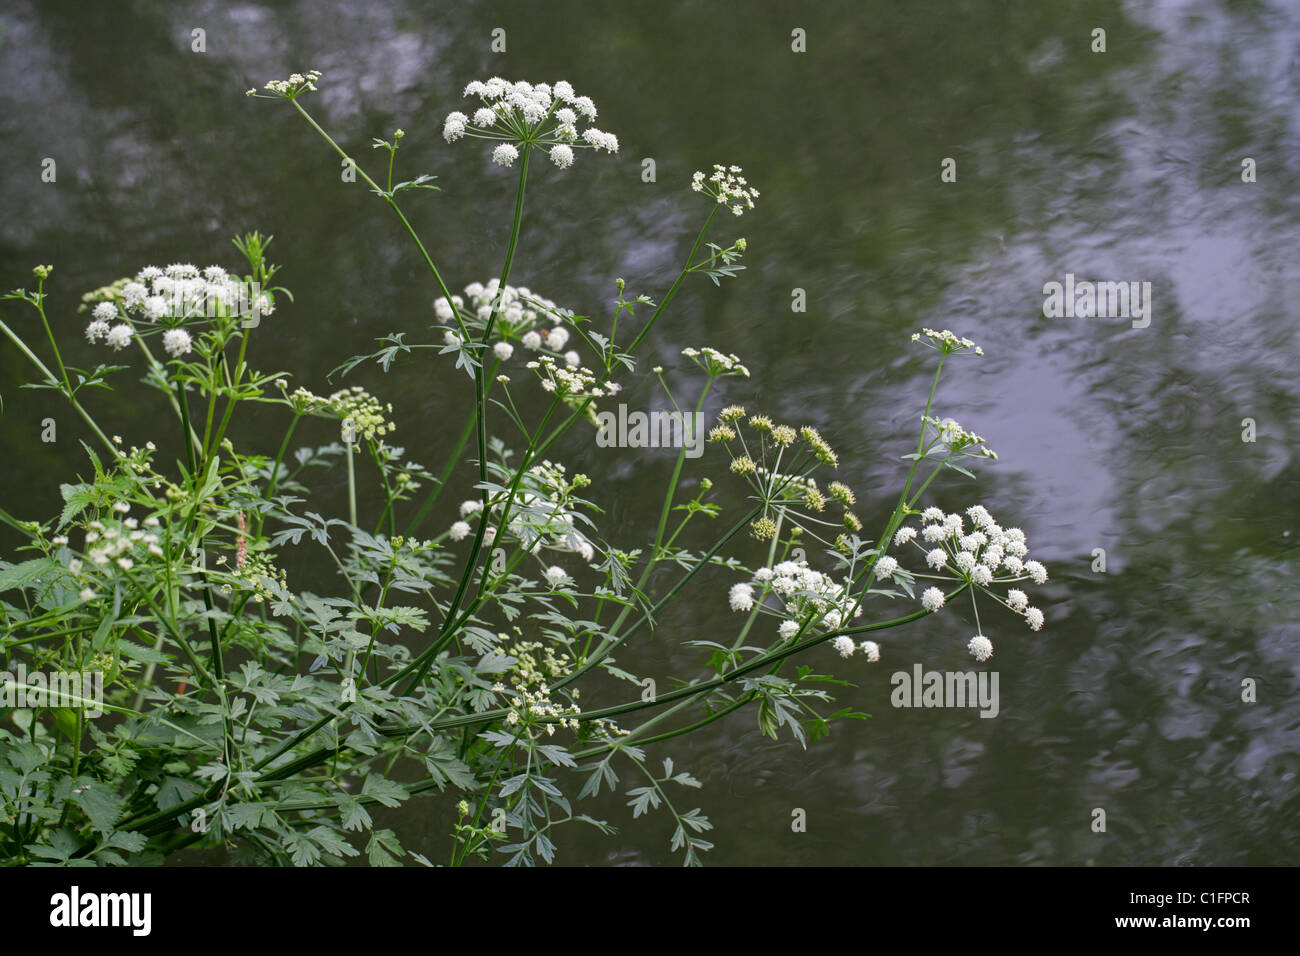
left=0, top=72, right=1025, bottom=868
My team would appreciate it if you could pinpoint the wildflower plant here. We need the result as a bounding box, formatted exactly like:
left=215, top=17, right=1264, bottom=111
left=0, top=69, right=1053, bottom=868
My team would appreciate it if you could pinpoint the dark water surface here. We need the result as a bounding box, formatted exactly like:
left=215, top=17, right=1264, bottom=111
left=1, top=0, right=1297, bottom=865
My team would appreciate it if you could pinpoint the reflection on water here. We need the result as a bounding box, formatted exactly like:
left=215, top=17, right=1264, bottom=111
left=1, top=0, right=1296, bottom=865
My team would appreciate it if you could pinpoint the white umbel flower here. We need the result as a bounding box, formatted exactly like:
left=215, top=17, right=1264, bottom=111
left=778, top=620, right=799, bottom=639
left=544, top=565, right=569, bottom=587
left=925, top=548, right=948, bottom=570
left=921, top=587, right=945, bottom=612
left=105, top=324, right=133, bottom=350
left=874, top=555, right=899, bottom=578
left=449, top=521, right=471, bottom=541
left=550, top=144, right=575, bottom=168
left=162, top=328, right=192, bottom=357
left=1025, top=607, right=1045, bottom=631
left=1024, top=560, right=1048, bottom=585
left=859, top=640, right=881, bottom=662
left=493, top=341, right=514, bottom=361
left=492, top=143, right=520, bottom=166
left=1006, top=589, right=1029, bottom=612
left=729, top=582, right=754, bottom=612
left=968, top=635, right=994, bottom=662
left=832, top=636, right=855, bottom=658
left=443, top=111, right=468, bottom=141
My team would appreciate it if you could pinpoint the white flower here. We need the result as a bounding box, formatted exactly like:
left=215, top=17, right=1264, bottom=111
left=92, top=301, right=116, bottom=322
left=894, top=526, right=917, bottom=546
left=460, top=499, right=484, bottom=516
left=144, top=296, right=169, bottom=321
left=547, top=327, right=569, bottom=350
left=955, top=552, right=976, bottom=573
left=922, top=523, right=948, bottom=543
left=121, top=282, right=147, bottom=309
left=443, top=112, right=468, bottom=141
left=971, top=565, right=993, bottom=586
left=967, top=505, right=993, bottom=528
left=925, top=548, right=948, bottom=570
left=778, top=620, right=799, bottom=639
left=921, top=587, right=945, bottom=612
left=1024, top=560, right=1048, bottom=585
left=550, top=144, right=575, bottom=168
left=79, top=587, right=95, bottom=601
left=1002, top=555, right=1023, bottom=574
left=832, top=636, right=856, bottom=658
left=492, top=143, right=520, bottom=166
left=493, top=341, right=514, bottom=361
left=693, top=164, right=759, bottom=214
left=564, top=350, right=581, bottom=367
left=875, top=555, right=898, bottom=578
left=968, top=635, right=994, bottom=662
left=117, top=557, right=133, bottom=571
left=753, top=567, right=774, bottom=583
left=449, top=521, right=471, bottom=541
left=162, top=328, right=192, bottom=357
left=68, top=559, right=83, bottom=574
left=443, top=329, right=462, bottom=347
left=581, top=128, right=619, bottom=153
left=472, top=107, right=497, bottom=127
left=1025, top=607, right=1045, bottom=631
left=1006, top=589, right=1028, bottom=611
left=729, top=582, right=754, bottom=612
left=544, top=565, right=569, bottom=587
left=921, top=506, right=944, bottom=523
left=85, top=320, right=109, bottom=343
left=105, top=324, right=133, bottom=350
left=857, top=640, right=880, bottom=662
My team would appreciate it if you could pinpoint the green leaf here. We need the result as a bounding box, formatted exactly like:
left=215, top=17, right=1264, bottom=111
left=361, top=774, right=409, bottom=808
left=71, top=781, right=123, bottom=832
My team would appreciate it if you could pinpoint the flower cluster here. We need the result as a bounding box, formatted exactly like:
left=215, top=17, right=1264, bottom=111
left=216, top=548, right=288, bottom=604
left=451, top=460, right=598, bottom=563
left=84, top=263, right=256, bottom=353
left=709, top=406, right=853, bottom=542
left=731, top=560, right=864, bottom=639
left=444, top=78, right=618, bottom=169
left=525, top=354, right=619, bottom=403
left=681, top=346, right=750, bottom=378
left=885, top=503, right=1050, bottom=659
left=250, top=71, right=321, bottom=98
left=74, top=508, right=166, bottom=599
left=831, top=637, right=881, bottom=662
left=328, top=386, right=394, bottom=444
left=691, top=165, right=760, bottom=216
left=434, top=278, right=574, bottom=362
left=910, top=328, right=984, bottom=356
left=923, top=415, right=998, bottom=461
